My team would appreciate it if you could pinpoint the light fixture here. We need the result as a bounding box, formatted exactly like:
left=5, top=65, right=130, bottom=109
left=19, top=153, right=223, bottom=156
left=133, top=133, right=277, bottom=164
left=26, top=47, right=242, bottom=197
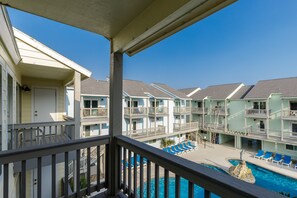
left=21, top=85, right=31, bottom=92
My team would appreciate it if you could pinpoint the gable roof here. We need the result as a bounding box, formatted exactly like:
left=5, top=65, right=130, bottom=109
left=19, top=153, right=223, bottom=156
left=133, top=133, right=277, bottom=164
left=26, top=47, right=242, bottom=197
left=244, top=77, right=297, bottom=99
left=81, top=77, right=109, bottom=96
left=231, top=85, right=254, bottom=100
left=178, top=87, right=201, bottom=97
left=151, top=83, right=190, bottom=99
left=123, top=80, right=171, bottom=98
left=191, top=83, right=243, bottom=100
left=13, top=27, right=92, bottom=79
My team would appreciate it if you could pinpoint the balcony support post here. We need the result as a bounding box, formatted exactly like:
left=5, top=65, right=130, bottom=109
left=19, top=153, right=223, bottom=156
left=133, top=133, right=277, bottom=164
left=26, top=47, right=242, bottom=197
left=74, top=71, right=81, bottom=139
left=281, top=101, right=284, bottom=141
left=266, top=98, right=270, bottom=139
left=154, top=98, right=157, bottom=136
left=108, top=51, right=123, bottom=197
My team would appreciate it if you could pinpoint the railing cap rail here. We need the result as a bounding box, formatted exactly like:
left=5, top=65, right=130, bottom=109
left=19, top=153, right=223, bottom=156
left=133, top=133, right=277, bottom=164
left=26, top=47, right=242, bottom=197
left=8, top=120, right=75, bottom=129
left=0, top=135, right=110, bottom=164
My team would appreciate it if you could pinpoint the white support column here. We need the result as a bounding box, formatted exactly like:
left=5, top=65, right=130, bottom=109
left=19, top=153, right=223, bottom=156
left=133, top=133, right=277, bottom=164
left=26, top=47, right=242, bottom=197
left=108, top=51, right=123, bottom=196
left=12, top=79, right=16, bottom=125
left=281, top=100, right=284, bottom=141
left=74, top=71, right=81, bottom=139
left=224, top=99, right=227, bottom=132
left=167, top=100, right=169, bottom=133
left=266, top=98, right=270, bottom=139
left=2, top=64, right=8, bottom=151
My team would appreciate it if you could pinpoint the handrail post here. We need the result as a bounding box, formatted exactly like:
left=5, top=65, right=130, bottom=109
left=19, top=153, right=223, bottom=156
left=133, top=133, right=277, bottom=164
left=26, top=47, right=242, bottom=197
left=108, top=51, right=123, bottom=197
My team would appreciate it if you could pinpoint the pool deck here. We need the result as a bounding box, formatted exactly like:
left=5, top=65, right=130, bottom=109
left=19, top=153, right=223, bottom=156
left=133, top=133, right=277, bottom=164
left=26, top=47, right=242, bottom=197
left=180, top=143, right=297, bottom=180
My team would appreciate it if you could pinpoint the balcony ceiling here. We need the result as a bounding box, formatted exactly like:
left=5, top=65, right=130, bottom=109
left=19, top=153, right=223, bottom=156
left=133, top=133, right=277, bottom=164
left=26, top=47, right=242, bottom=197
left=0, top=0, right=236, bottom=55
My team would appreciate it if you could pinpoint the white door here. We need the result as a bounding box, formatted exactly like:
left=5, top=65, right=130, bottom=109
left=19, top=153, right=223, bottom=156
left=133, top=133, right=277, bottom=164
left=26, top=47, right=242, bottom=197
left=33, top=165, right=52, bottom=198
left=34, top=88, right=56, bottom=122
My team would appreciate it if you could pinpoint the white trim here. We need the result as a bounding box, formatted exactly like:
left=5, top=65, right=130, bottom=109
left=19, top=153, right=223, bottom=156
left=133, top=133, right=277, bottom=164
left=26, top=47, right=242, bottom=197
left=187, top=87, right=201, bottom=97
left=13, top=27, right=92, bottom=78
left=226, top=83, right=244, bottom=99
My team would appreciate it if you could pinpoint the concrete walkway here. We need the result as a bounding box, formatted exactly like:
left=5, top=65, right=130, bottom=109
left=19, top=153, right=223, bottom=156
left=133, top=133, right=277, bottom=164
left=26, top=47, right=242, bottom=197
left=180, top=143, right=297, bottom=180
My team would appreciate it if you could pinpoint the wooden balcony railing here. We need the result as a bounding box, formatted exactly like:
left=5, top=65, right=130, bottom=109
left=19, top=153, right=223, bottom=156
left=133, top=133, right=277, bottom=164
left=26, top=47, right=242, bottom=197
left=0, top=135, right=109, bottom=198
left=173, top=107, right=191, bottom=114
left=245, top=109, right=271, bottom=117
left=0, top=134, right=280, bottom=198
left=82, top=108, right=108, bottom=118
left=124, top=107, right=147, bottom=116
left=173, top=122, right=198, bottom=132
left=191, top=107, right=208, bottom=114
left=148, top=107, right=168, bottom=115
left=7, top=121, right=75, bottom=150
left=116, top=135, right=280, bottom=198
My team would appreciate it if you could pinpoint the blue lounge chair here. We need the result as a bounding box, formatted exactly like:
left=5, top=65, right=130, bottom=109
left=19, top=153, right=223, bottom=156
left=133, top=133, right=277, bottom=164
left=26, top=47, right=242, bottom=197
left=262, top=152, right=273, bottom=161
left=182, top=143, right=192, bottom=151
left=174, top=145, right=184, bottom=153
left=295, top=164, right=297, bottom=170
left=167, top=147, right=177, bottom=155
left=282, top=155, right=292, bottom=166
left=187, top=141, right=196, bottom=149
left=178, top=144, right=189, bottom=152
left=254, top=150, right=264, bottom=159
left=122, top=159, right=134, bottom=168
left=136, top=155, right=148, bottom=165
left=272, top=153, right=282, bottom=164
left=171, top=146, right=182, bottom=154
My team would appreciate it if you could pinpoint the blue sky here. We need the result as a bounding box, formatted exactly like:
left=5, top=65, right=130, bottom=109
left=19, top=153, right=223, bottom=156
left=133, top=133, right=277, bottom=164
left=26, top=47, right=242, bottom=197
left=7, top=0, right=297, bottom=89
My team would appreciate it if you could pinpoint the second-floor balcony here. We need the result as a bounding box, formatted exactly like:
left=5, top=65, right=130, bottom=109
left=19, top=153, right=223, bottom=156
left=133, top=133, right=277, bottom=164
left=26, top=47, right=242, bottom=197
left=173, top=122, right=198, bottom=132
left=148, top=107, right=169, bottom=116
left=124, top=125, right=166, bottom=139
left=204, top=123, right=227, bottom=132
left=211, top=107, right=229, bottom=115
left=124, top=107, right=147, bottom=118
left=245, top=108, right=271, bottom=118
left=82, top=107, right=108, bottom=118
left=173, top=107, right=191, bottom=114
left=191, top=107, right=208, bottom=114
left=7, top=121, right=75, bottom=150
left=282, top=110, right=297, bottom=120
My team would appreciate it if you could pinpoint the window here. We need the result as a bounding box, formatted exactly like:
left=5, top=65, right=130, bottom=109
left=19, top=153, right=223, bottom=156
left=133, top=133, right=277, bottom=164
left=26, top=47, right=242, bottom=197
left=198, top=102, right=202, bottom=108
left=292, top=123, right=297, bottom=133
left=84, top=99, right=98, bottom=108
left=253, top=102, right=259, bottom=109
left=286, top=144, right=297, bottom=151
left=290, top=102, right=297, bottom=110
left=259, top=121, right=265, bottom=131
left=260, top=102, right=266, bottom=109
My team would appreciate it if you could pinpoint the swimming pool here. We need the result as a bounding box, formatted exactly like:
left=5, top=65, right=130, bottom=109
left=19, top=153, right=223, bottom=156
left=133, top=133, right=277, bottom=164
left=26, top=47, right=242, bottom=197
left=140, top=177, right=220, bottom=198
left=139, top=161, right=297, bottom=197
left=229, top=159, right=297, bottom=196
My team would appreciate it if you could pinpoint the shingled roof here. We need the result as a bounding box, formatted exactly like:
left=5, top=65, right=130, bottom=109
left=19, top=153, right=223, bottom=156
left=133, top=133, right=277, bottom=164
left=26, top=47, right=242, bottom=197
left=178, top=87, right=200, bottom=97
left=123, top=80, right=171, bottom=98
left=152, top=83, right=190, bottom=99
left=81, top=77, right=109, bottom=96
left=191, top=83, right=243, bottom=100
left=231, top=85, right=254, bottom=99
left=244, top=77, right=297, bottom=99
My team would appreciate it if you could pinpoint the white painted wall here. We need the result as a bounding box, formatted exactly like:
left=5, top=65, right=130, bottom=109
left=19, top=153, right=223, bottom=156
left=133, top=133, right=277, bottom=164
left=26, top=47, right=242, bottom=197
left=66, top=87, right=74, bottom=117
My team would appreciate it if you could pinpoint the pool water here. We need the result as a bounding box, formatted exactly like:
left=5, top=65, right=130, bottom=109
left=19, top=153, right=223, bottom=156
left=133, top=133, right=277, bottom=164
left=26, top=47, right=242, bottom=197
left=229, top=159, right=297, bottom=196
left=139, top=161, right=297, bottom=197
left=140, top=177, right=220, bottom=198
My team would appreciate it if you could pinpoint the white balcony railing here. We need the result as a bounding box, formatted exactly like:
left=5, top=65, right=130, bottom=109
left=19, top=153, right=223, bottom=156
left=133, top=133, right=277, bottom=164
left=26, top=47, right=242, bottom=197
left=173, top=122, right=198, bottom=132
left=173, top=107, right=191, bottom=114
left=124, top=107, right=147, bottom=116
left=282, top=110, right=297, bottom=119
left=191, top=107, right=208, bottom=114
left=212, top=107, right=229, bottom=115
left=82, top=107, right=108, bottom=117
left=245, top=109, right=270, bottom=117
left=125, top=126, right=166, bottom=137
left=148, top=107, right=168, bottom=115
left=204, top=123, right=226, bottom=131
